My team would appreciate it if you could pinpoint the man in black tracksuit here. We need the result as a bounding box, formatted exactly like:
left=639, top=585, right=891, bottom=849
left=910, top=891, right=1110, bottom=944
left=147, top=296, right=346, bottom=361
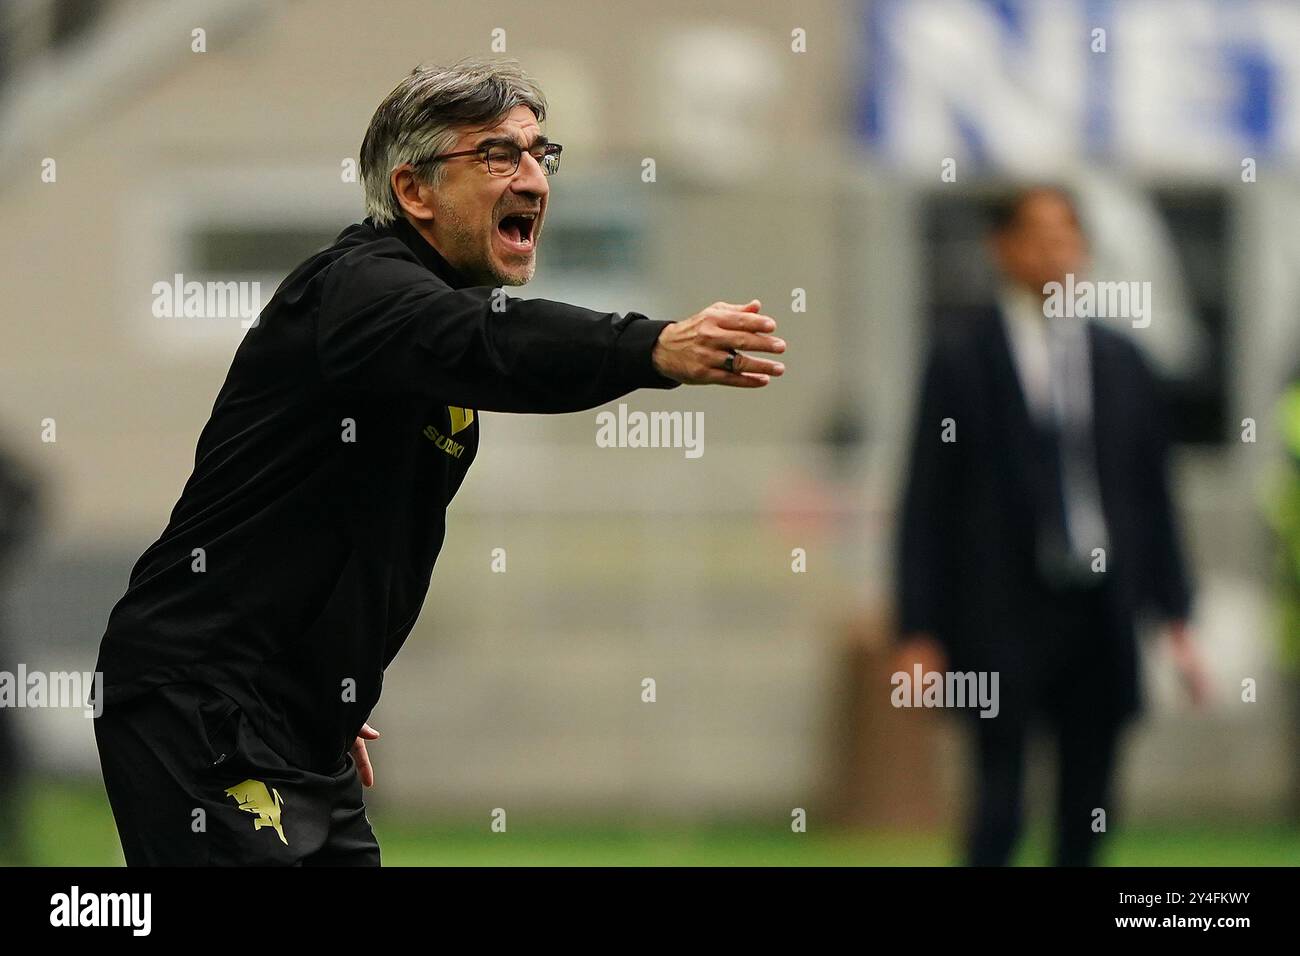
left=92, top=58, right=786, bottom=866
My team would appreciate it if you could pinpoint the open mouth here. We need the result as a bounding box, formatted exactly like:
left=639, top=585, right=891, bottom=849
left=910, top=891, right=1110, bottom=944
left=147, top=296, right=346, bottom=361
left=496, top=210, right=538, bottom=253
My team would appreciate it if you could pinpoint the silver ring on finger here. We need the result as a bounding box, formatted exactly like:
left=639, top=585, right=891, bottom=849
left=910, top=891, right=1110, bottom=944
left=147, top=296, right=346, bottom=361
left=722, top=349, right=739, bottom=373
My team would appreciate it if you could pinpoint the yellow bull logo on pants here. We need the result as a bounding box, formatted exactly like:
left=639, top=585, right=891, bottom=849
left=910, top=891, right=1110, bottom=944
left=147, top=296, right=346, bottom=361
left=224, top=779, right=288, bottom=845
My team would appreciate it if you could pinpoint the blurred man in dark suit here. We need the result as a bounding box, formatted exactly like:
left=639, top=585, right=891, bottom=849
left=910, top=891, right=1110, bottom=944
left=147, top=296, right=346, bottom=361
left=895, top=186, right=1208, bottom=866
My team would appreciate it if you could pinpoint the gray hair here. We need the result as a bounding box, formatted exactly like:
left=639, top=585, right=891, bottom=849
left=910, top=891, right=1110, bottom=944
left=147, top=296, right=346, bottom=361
left=360, top=57, right=548, bottom=226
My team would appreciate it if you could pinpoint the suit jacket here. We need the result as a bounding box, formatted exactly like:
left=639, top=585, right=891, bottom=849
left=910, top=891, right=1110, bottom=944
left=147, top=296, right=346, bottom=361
left=895, top=306, right=1193, bottom=721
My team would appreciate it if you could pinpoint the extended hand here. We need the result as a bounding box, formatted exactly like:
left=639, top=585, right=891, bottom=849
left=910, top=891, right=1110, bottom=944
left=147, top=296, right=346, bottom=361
left=652, top=299, right=786, bottom=387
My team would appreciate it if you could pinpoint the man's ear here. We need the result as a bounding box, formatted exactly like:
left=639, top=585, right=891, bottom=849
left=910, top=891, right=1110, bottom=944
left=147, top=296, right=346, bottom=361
left=391, top=165, right=436, bottom=223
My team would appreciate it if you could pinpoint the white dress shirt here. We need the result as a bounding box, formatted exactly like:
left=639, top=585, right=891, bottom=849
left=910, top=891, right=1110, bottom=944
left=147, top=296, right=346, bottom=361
left=996, top=283, right=1110, bottom=561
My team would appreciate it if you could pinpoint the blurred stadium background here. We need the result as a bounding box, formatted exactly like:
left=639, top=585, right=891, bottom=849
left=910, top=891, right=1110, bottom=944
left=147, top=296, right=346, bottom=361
left=0, top=0, right=1297, bottom=865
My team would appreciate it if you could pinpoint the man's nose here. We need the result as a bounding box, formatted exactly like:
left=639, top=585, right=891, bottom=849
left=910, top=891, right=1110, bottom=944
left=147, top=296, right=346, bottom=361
left=511, top=151, right=549, bottom=196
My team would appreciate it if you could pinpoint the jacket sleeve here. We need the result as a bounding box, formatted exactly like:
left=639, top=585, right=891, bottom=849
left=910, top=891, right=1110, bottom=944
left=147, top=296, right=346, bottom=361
left=1133, top=348, right=1194, bottom=621
left=315, top=243, right=680, bottom=412
left=895, top=342, right=963, bottom=644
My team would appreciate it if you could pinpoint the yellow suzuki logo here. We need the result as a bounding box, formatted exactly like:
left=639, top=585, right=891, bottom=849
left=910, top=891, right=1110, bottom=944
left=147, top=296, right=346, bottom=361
left=448, top=406, right=475, bottom=435
left=224, top=779, right=288, bottom=845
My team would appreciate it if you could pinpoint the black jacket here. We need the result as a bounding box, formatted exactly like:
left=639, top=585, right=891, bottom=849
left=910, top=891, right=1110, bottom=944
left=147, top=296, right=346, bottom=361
left=895, top=307, right=1192, bottom=721
left=94, top=215, right=679, bottom=771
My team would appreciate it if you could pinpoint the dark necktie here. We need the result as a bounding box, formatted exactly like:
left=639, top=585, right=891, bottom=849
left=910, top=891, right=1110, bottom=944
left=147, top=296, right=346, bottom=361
left=1036, top=315, right=1109, bottom=589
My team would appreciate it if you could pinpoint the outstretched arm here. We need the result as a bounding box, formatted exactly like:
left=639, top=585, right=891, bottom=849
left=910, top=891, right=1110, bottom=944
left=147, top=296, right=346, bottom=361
left=316, top=248, right=784, bottom=412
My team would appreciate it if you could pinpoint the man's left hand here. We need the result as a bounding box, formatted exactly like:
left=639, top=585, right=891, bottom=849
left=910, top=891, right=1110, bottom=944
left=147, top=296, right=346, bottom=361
left=352, top=723, right=381, bottom=787
left=1167, top=621, right=1210, bottom=709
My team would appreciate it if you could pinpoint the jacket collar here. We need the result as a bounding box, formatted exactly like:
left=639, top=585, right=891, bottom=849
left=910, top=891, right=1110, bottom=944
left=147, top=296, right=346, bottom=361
left=370, top=215, right=471, bottom=289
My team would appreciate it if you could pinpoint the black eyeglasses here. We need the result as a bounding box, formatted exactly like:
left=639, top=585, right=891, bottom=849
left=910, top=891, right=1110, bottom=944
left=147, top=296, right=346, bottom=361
left=419, top=141, right=563, bottom=177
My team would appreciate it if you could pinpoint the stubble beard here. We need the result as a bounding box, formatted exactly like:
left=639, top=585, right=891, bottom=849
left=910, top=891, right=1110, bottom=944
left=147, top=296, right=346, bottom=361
left=437, top=196, right=534, bottom=287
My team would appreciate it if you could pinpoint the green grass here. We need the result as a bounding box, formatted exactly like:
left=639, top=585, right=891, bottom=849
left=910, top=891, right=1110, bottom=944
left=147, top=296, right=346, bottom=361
left=7, top=778, right=1298, bottom=867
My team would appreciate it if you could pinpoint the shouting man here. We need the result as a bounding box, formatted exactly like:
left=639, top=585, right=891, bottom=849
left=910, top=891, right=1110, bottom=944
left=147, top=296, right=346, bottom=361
left=92, top=57, right=786, bottom=866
